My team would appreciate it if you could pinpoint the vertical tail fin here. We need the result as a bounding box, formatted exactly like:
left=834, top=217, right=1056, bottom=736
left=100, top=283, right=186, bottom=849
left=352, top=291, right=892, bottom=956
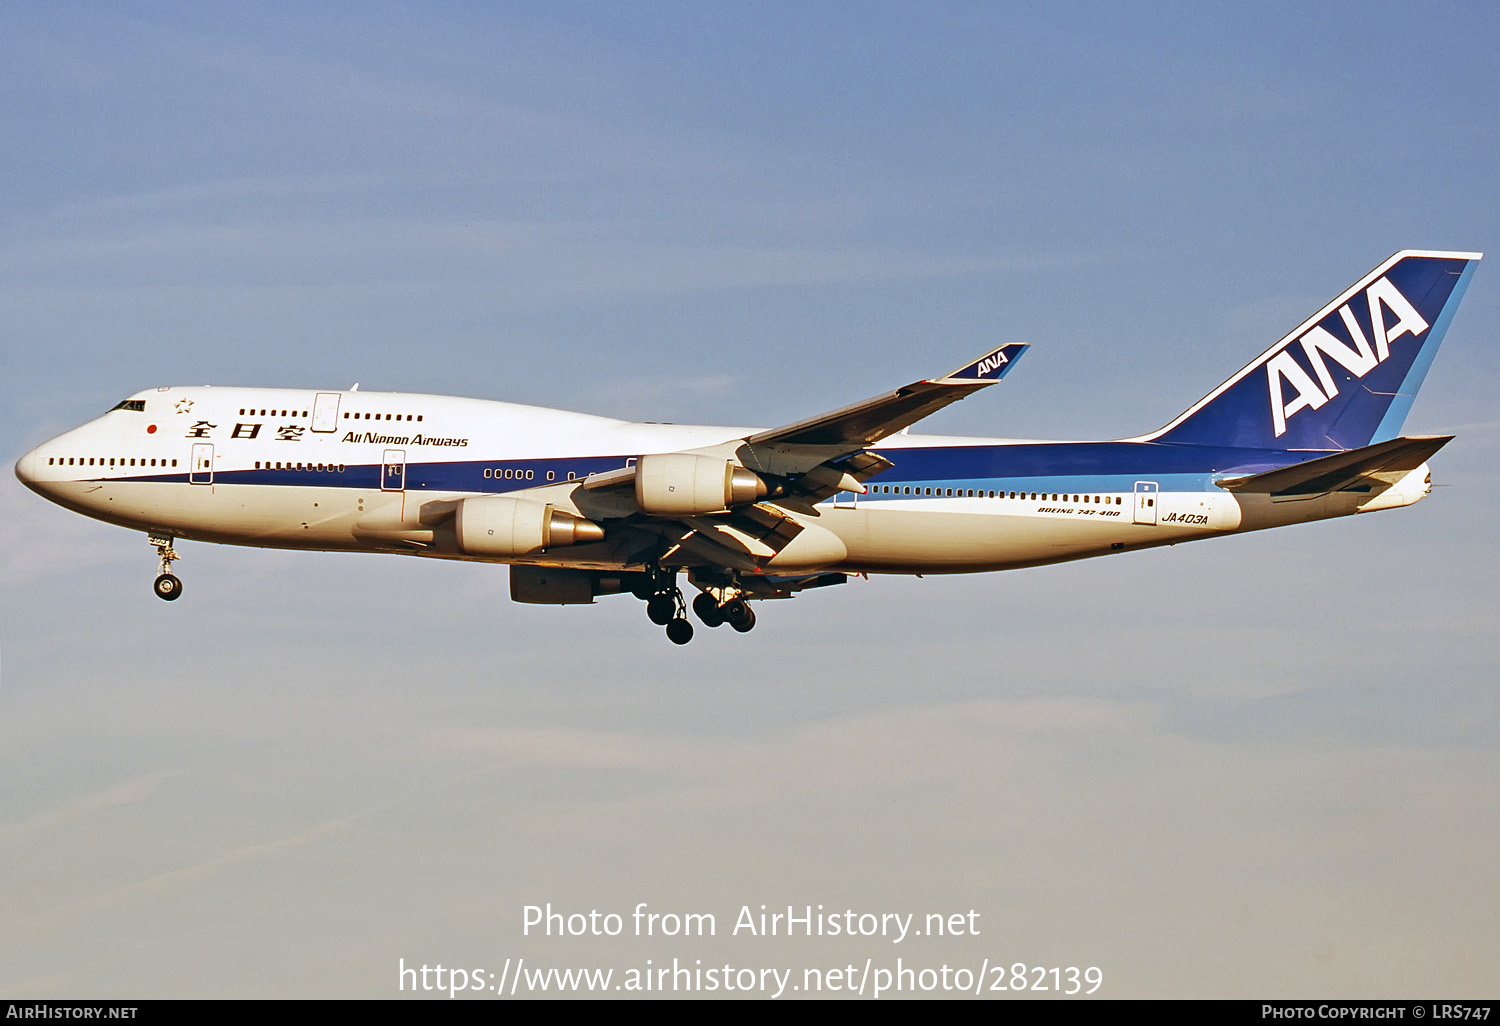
left=1145, top=251, right=1481, bottom=450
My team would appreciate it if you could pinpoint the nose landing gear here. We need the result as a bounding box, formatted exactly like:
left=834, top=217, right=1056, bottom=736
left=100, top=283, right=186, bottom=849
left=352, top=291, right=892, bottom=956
left=149, top=533, right=182, bottom=601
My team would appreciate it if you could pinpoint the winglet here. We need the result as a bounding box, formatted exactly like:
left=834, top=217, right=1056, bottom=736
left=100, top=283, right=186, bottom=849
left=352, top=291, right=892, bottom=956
left=939, top=343, right=1029, bottom=383
left=745, top=342, right=1032, bottom=450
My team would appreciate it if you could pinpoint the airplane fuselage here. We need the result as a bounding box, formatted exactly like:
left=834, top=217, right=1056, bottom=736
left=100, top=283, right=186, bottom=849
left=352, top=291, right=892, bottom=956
left=14, top=252, right=1476, bottom=642
left=15, top=385, right=1429, bottom=578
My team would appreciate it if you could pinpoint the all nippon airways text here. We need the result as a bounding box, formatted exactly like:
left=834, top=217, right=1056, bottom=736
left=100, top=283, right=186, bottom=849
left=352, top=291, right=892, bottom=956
left=522, top=903, right=980, bottom=942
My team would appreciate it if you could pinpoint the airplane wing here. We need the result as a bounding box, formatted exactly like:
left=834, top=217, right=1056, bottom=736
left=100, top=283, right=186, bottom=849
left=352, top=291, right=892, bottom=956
left=1214, top=435, right=1452, bottom=496
left=734, top=343, right=1027, bottom=505
left=579, top=343, right=1030, bottom=509
left=525, top=344, right=1034, bottom=573
left=745, top=342, right=1029, bottom=448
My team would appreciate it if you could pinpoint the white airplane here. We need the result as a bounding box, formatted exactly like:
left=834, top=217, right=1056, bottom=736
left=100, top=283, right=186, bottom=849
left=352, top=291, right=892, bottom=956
left=14, top=251, right=1481, bottom=644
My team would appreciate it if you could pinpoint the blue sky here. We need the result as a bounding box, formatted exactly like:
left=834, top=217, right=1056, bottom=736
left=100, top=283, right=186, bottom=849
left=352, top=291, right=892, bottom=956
left=3, top=1, right=1497, bottom=998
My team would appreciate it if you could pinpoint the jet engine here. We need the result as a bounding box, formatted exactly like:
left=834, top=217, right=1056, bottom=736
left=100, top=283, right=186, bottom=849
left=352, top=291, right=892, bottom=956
left=635, top=453, right=767, bottom=515
left=454, top=495, right=604, bottom=556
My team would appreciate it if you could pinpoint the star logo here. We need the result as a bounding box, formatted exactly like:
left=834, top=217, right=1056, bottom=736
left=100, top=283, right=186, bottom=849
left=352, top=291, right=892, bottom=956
left=174, top=398, right=194, bottom=414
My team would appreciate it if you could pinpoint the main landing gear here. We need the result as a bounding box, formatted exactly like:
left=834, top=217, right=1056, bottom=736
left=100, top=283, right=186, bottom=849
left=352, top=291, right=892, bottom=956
left=636, top=569, right=758, bottom=644
left=149, top=533, right=183, bottom=601
left=636, top=567, right=694, bottom=645
left=691, top=591, right=756, bottom=633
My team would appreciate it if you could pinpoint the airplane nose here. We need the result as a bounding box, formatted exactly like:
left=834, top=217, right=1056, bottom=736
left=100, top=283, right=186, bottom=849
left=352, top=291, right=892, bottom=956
left=15, top=449, right=38, bottom=486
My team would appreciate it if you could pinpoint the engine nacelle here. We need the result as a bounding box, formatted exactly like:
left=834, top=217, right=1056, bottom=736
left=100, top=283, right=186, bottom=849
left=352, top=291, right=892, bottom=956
left=635, top=453, right=767, bottom=515
left=454, top=495, right=604, bottom=557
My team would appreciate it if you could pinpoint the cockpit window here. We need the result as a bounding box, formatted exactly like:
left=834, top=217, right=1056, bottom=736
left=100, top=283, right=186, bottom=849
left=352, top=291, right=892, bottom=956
left=111, top=399, right=146, bottom=412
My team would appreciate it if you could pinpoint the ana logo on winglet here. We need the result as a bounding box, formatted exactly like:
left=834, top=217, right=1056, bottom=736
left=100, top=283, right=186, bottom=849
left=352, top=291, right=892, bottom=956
left=1268, top=276, right=1429, bottom=437
left=975, top=352, right=1009, bottom=375
left=952, top=343, right=1027, bottom=381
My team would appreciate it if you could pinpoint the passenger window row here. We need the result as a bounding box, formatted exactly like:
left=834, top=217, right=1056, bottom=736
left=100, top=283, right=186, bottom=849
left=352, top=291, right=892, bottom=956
left=867, top=485, right=1123, bottom=504
left=48, top=456, right=178, bottom=468
left=236, top=408, right=427, bottom=422
left=254, top=462, right=345, bottom=472
left=484, top=468, right=569, bottom=483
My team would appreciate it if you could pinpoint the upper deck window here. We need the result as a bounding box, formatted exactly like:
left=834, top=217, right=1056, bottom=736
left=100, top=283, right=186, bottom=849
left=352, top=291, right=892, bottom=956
left=111, top=399, right=146, bottom=412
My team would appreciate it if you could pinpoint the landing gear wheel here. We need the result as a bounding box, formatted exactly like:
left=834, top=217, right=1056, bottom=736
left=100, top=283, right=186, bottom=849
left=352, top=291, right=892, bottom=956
left=153, top=573, right=183, bottom=601
left=728, top=603, right=756, bottom=633
left=149, top=534, right=183, bottom=601
left=646, top=593, right=676, bottom=625
left=721, top=597, right=749, bottom=627
left=692, top=592, right=725, bottom=627
left=665, top=617, right=695, bottom=645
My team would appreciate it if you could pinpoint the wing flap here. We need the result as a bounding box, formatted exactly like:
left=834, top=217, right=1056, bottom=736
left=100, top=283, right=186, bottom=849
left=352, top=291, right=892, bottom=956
left=779, top=451, right=895, bottom=508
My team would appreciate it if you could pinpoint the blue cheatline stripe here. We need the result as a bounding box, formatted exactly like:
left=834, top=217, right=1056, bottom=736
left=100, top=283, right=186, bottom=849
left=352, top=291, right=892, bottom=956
left=84, top=439, right=1345, bottom=495
left=853, top=472, right=1208, bottom=500
left=197, top=454, right=636, bottom=491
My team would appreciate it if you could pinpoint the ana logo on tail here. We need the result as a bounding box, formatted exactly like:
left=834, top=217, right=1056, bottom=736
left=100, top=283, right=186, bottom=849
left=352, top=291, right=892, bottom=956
left=1268, top=276, right=1429, bottom=437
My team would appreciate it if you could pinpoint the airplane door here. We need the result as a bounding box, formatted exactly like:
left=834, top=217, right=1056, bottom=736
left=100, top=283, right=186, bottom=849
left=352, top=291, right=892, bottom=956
left=834, top=489, right=858, bottom=508
left=190, top=443, right=214, bottom=485
left=382, top=449, right=406, bottom=492
left=1133, top=481, right=1159, bottom=525
left=311, top=392, right=342, bottom=432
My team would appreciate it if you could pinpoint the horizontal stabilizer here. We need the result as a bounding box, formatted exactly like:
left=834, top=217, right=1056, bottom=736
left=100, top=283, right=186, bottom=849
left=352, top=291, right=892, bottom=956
left=1215, top=435, right=1452, bottom=496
